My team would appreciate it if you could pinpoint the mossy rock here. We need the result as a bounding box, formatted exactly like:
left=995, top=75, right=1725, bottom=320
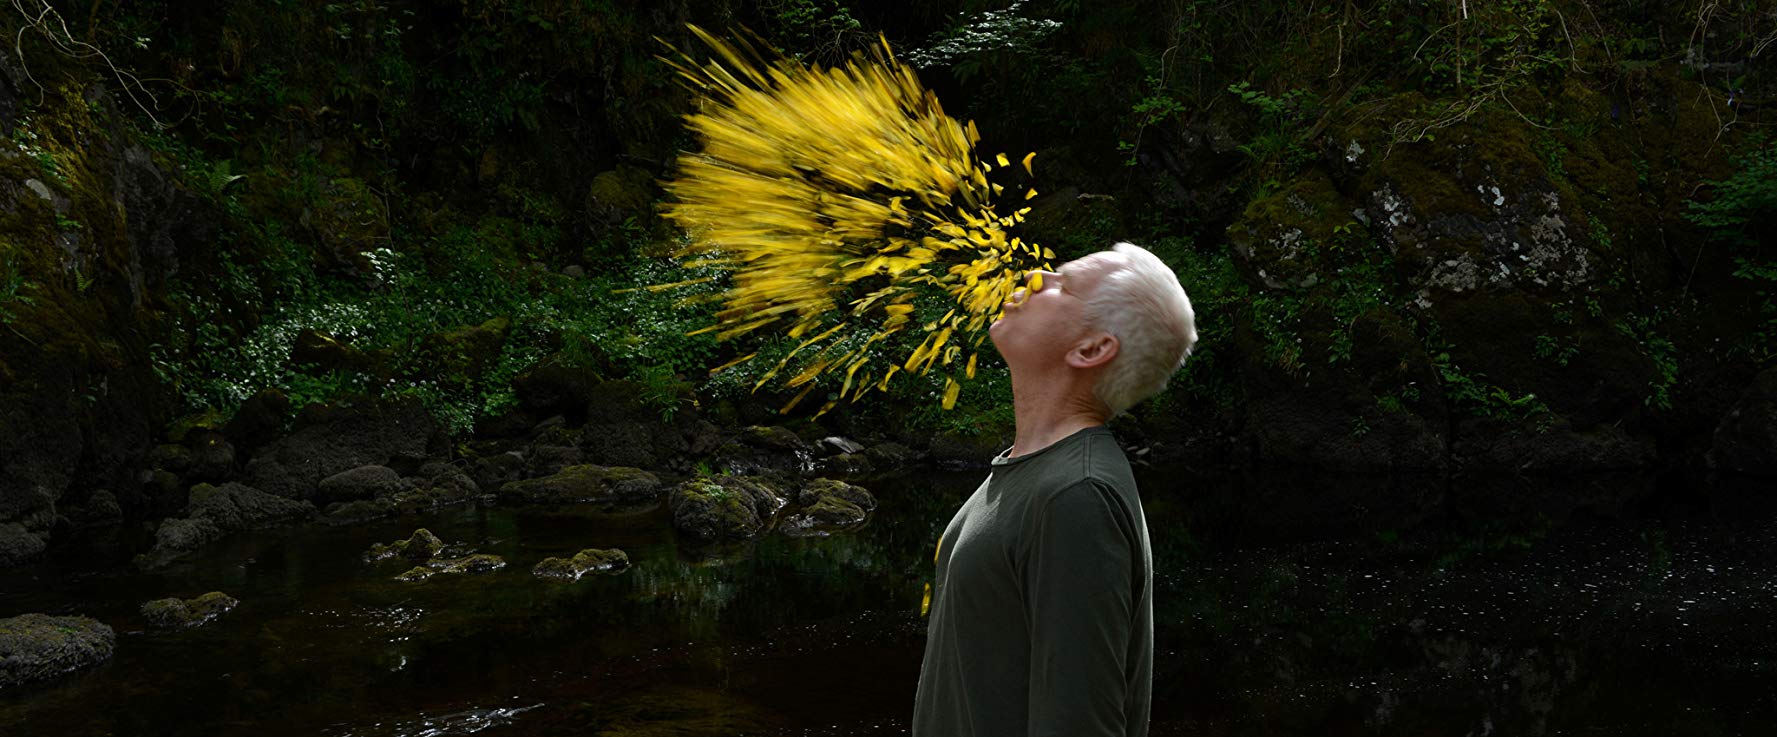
left=394, top=553, right=506, bottom=582
left=532, top=548, right=630, bottom=581
left=497, top=464, right=660, bottom=505
left=667, top=479, right=765, bottom=541
left=417, top=315, right=511, bottom=383
left=140, top=591, right=238, bottom=629
left=364, top=528, right=445, bottom=563
left=0, top=613, right=115, bottom=689
left=780, top=479, right=876, bottom=537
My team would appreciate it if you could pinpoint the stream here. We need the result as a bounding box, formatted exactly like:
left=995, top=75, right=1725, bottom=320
left=2, top=467, right=1773, bottom=735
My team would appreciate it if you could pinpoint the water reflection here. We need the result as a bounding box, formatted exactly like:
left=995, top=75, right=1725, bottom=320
left=0, top=468, right=1772, bottom=735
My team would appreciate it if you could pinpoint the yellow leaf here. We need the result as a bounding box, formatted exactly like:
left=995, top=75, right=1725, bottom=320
left=995, top=152, right=1010, bottom=167
left=1021, top=151, right=1036, bottom=175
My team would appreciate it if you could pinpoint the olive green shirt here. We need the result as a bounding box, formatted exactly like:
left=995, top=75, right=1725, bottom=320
left=912, top=426, right=1153, bottom=737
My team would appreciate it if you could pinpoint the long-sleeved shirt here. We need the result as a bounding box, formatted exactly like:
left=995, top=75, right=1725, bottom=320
left=912, top=425, right=1153, bottom=737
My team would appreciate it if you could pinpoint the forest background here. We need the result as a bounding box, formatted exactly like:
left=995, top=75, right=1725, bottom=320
left=0, top=0, right=1773, bottom=547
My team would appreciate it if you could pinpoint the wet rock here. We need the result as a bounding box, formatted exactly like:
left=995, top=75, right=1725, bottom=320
left=532, top=548, right=630, bottom=581
left=394, top=553, right=505, bottom=582
left=816, top=453, right=873, bottom=480
left=0, top=614, right=115, bottom=689
left=143, top=469, right=187, bottom=516
left=140, top=592, right=238, bottom=629
left=667, top=476, right=789, bottom=542
left=242, top=395, right=440, bottom=500
left=818, top=436, right=864, bottom=455
left=1707, top=367, right=1777, bottom=477
left=863, top=441, right=919, bottom=469
left=305, top=177, right=389, bottom=272
left=365, top=528, right=445, bottom=563
left=135, top=483, right=316, bottom=569
left=316, top=465, right=407, bottom=505
left=742, top=425, right=805, bottom=451
left=497, top=464, right=660, bottom=506
left=780, top=479, right=875, bottom=537
left=0, top=523, right=47, bottom=566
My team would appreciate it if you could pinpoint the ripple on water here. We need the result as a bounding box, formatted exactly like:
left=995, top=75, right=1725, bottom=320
left=325, top=701, right=542, bottom=737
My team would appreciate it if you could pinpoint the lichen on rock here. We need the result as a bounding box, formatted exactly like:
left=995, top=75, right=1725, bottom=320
left=394, top=553, right=506, bottom=582
left=532, top=548, right=630, bottom=581
left=497, top=464, right=661, bottom=506
left=365, top=528, right=445, bottom=563
left=140, top=591, right=238, bottom=629
left=0, top=613, right=115, bottom=689
left=780, top=478, right=876, bottom=538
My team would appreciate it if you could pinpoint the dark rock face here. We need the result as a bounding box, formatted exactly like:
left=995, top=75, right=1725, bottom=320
left=364, top=528, right=445, bottom=563
left=0, top=614, right=116, bottom=690
left=0, top=522, right=48, bottom=567
left=322, top=462, right=480, bottom=523
left=666, top=476, right=788, bottom=542
left=316, top=465, right=408, bottom=505
left=135, top=482, right=316, bottom=569
left=780, top=479, right=876, bottom=538
left=1709, top=368, right=1777, bottom=477
left=140, top=592, right=238, bottom=629
left=243, top=395, right=441, bottom=500
left=497, top=464, right=661, bottom=505
left=532, top=548, right=630, bottom=581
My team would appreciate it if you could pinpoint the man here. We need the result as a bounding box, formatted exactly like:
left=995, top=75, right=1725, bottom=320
left=912, top=242, right=1198, bottom=737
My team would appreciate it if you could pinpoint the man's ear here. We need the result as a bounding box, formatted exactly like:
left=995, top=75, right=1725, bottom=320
left=1067, top=333, right=1119, bottom=369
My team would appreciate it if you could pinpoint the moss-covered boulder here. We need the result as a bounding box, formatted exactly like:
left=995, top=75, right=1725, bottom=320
left=780, top=479, right=875, bottom=538
left=497, top=464, right=660, bottom=506
left=365, top=528, right=445, bottom=563
left=324, top=461, right=480, bottom=524
left=140, top=591, right=238, bottom=629
left=0, top=522, right=47, bottom=566
left=667, top=476, right=789, bottom=542
left=0, top=613, right=115, bottom=689
left=134, top=482, right=316, bottom=569
left=532, top=548, right=630, bottom=581
left=417, top=316, right=510, bottom=383
left=394, top=553, right=505, bottom=582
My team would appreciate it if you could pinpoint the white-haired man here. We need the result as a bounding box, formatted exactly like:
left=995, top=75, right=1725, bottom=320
left=912, top=242, right=1197, bottom=737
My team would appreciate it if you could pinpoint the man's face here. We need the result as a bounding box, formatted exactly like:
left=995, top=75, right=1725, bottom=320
left=988, top=252, right=1122, bottom=368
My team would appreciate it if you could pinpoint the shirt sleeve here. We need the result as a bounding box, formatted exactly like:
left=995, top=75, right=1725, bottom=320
left=1021, top=480, right=1137, bottom=737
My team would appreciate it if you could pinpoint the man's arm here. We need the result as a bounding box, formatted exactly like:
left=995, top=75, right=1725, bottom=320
left=1022, top=480, right=1137, bottom=737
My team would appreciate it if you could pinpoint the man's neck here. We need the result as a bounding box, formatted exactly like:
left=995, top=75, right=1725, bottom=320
left=1008, top=373, right=1108, bottom=458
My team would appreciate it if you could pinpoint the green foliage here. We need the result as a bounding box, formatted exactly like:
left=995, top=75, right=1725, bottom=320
left=1225, top=81, right=1317, bottom=189
left=1686, top=145, right=1777, bottom=246
left=1433, top=351, right=1552, bottom=425
left=1613, top=314, right=1678, bottom=411
left=1532, top=333, right=1580, bottom=367
left=0, top=256, right=37, bottom=325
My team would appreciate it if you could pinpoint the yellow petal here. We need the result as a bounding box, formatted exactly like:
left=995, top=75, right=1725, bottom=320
left=941, top=377, right=960, bottom=409
left=995, top=152, right=1010, bottom=167
left=1021, top=151, right=1036, bottom=175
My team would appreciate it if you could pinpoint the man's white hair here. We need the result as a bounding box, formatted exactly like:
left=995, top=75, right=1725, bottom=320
left=1082, top=242, right=1198, bottom=417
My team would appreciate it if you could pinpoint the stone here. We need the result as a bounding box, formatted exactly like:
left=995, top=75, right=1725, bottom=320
left=532, top=548, right=630, bottom=581
left=242, top=395, right=440, bottom=500
left=741, top=425, right=805, bottom=451
left=184, top=430, right=235, bottom=482
left=64, top=490, right=122, bottom=528
left=146, top=443, right=193, bottom=474
left=140, top=592, right=237, bottom=629
left=666, top=476, right=788, bottom=542
left=497, top=464, right=660, bottom=505
left=394, top=554, right=505, bottom=582
left=472, top=450, right=527, bottom=492
left=134, top=483, right=315, bottom=569
left=818, top=436, right=865, bottom=455
left=780, top=479, right=876, bottom=538
left=0, top=614, right=115, bottom=689
left=365, top=528, right=445, bottom=563
left=0, top=523, right=47, bottom=566
left=524, top=444, right=584, bottom=478
left=316, top=465, right=407, bottom=505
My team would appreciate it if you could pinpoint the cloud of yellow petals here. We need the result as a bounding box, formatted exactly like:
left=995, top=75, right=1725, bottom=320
left=657, top=27, right=1053, bottom=416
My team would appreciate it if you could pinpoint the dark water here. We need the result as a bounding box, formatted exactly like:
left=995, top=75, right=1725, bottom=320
left=2, top=468, right=1774, bottom=736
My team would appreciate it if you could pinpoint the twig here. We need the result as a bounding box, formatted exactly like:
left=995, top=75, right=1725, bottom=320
left=9, top=0, right=173, bottom=128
